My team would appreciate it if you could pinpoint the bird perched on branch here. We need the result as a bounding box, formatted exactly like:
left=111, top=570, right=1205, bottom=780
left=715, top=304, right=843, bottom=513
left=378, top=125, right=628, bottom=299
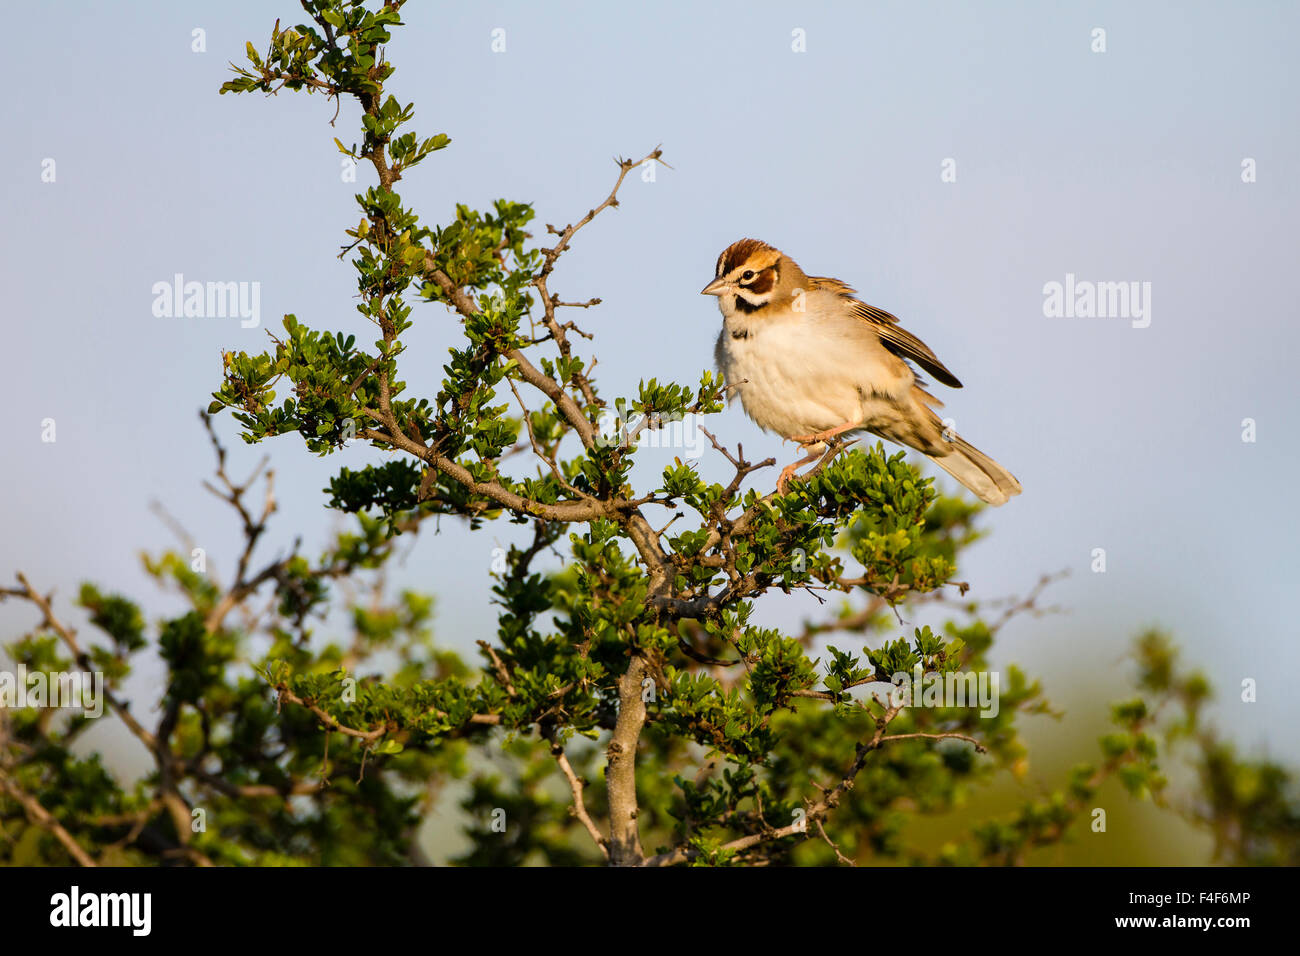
left=704, top=238, right=1021, bottom=504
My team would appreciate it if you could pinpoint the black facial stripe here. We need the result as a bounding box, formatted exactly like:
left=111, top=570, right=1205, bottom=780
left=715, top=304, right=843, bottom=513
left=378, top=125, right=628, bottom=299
left=739, top=265, right=776, bottom=295
left=733, top=295, right=762, bottom=314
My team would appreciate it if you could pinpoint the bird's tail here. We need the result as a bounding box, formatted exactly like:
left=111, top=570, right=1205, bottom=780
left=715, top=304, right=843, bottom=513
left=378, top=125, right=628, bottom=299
left=928, top=434, right=1022, bottom=506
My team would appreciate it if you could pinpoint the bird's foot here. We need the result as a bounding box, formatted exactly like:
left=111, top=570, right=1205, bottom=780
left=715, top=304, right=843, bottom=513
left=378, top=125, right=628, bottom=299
left=789, top=422, right=859, bottom=447
left=777, top=434, right=860, bottom=495
left=776, top=462, right=803, bottom=495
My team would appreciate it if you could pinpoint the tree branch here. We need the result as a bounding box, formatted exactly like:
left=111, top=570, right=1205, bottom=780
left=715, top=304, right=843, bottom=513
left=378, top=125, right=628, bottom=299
left=0, top=768, right=97, bottom=867
left=606, top=657, right=649, bottom=865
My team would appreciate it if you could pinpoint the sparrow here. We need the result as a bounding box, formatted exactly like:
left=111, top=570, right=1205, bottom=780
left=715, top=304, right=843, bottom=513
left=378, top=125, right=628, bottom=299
left=703, top=238, right=1022, bottom=505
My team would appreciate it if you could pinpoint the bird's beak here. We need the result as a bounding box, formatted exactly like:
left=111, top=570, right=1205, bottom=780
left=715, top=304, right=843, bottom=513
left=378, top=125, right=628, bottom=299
left=700, top=277, right=728, bottom=296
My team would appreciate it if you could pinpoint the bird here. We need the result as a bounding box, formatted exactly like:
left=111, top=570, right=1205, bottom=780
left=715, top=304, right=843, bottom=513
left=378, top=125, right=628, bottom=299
left=703, top=238, right=1021, bottom=505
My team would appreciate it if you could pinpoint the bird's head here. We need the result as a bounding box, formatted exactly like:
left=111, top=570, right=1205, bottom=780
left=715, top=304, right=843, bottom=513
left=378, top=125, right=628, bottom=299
left=701, top=238, right=807, bottom=317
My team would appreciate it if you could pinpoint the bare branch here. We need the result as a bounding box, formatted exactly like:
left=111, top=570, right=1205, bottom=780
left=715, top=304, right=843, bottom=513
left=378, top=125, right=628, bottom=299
left=606, top=657, right=650, bottom=865
left=545, top=729, right=609, bottom=859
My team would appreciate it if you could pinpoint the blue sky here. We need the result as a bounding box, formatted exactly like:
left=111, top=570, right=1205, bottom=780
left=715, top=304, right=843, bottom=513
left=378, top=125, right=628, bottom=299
left=3, top=0, right=1298, bottom=776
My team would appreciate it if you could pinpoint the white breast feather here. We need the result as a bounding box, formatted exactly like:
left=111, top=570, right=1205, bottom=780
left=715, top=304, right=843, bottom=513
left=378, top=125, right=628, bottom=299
left=716, top=305, right=912, bottom=440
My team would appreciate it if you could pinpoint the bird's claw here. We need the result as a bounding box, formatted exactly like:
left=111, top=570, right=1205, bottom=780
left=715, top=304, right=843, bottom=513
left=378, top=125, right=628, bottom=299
left=776, top=468, right=797, bottom=495
left=790, top=424, right=856, bottom=447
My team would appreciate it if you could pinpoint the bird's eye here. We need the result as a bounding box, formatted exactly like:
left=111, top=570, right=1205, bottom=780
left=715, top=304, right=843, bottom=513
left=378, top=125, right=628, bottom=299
left=741, top=270, right=755, bottom=281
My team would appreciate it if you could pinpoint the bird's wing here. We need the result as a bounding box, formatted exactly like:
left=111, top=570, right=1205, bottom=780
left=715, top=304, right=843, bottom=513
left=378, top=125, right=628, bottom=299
left=810, top=276, right=963, bottom=388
